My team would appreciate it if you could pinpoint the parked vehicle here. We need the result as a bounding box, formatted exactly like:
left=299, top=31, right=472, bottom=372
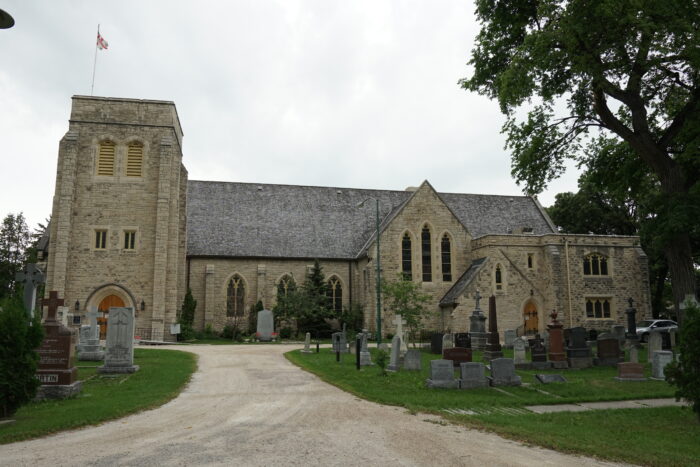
left=636, top=319, right=678, bottom=342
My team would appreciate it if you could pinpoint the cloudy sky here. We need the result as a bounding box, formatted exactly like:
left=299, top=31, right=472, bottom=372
left=0, top=1, right=580, bottom=230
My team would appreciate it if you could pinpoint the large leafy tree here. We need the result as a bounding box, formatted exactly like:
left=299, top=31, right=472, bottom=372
left=0, top=213, right=32, bottom=300
left=381, top=274, right=432, bottom=346
left=461, top=0, right=700, bottom=320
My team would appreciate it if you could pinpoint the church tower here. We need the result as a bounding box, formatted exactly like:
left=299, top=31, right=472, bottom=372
left=45, top=96, right=187, bottom=341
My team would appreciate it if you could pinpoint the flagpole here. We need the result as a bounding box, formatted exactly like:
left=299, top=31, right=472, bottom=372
left=90, top=24, right=99, bottom=95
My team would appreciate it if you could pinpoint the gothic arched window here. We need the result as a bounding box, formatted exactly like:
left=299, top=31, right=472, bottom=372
left=401, top=233, right=412, bottom=280
left=277, top=274, right=296, bottom=297
left=421, top=225, right=432, bottom=282
left=583, top=253, right=609, bottom=276
left=226, top=274, right=246, bottom=317
left=441, top=234, right=452, bottom=282
left=495, top=264, right=503, bottom=290
left=327, top=276, right=342, bottom=314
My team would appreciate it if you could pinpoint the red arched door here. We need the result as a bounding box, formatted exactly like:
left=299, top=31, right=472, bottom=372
left=97, top=294, right=125, bottom=339
left=523, top=301, right=539, bottom=335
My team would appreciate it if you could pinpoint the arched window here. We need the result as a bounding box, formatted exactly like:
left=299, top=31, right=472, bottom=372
left=586, top=297, right=611, bottom=318
left=277, top=274, right=296, bottom=297
left=226, top=274, right=245, bottom=316
left=401, top=233, right=412, bottom=280
left=96, top=140, right=115, bottom=176
left=421, top=225, right=432, bottom=282
left=327, top=276, right=342, bottom=314
left=495, top=264, right=503, bottom=290
left=441, top=234, right=452, bottom=281
left=583, top=253, right=609, bottom=276
left=126, top=141, right=144, bottom=177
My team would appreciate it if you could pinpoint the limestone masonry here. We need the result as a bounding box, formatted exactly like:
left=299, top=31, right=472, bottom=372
left=42, top=96, right=652, bottom=341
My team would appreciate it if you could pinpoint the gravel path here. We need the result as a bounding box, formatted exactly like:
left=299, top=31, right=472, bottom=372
left=0, top=345, right=625, bottom=466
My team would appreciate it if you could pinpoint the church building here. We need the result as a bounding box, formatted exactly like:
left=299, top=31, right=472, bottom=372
left=42, top=96, right=652, bottom=341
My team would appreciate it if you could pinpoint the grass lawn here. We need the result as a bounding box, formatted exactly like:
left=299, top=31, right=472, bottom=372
left=0, top=348, right=197, bottom=444
left=286, top=347, right=700, bottom=466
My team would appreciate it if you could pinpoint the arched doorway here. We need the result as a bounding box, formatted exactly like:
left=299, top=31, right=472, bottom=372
left=98, top=294, right=125, bottom=339
left=523, top=300, right=539, bottom=335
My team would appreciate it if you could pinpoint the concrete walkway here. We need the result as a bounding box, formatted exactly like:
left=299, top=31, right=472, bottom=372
left=526, top=398, right=686, bottom=414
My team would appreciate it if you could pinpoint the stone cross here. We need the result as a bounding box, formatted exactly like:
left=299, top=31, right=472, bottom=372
left=473, top=290, right=482, bottom=312
left=393, top=314, right=408, bottom=353
left=15, top=263, right=45, bottom=319
left=42, top=291, right=64, bottom=322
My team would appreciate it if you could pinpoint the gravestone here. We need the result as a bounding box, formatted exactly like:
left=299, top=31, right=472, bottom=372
left=651, top=350, right=674, bottom=380
left=459, top=362, right=488, bottom=389
left=469, top=290, right=488, bottom=350
left=488, top=358, right=522, bottom=387
left=98, top=307, right=139, bottom=374
left=256, top=309, right=274, bottom=342
left=596, top=336, right=623, bottom=366
left=393, top=314, right=409, bottom=355
left=647, top=330, right=663, bottom=356
left=546, top=310, right=567, bottom=369
left=301, top=332, right=313, bottom=353
left=442, top=347, right=472, bottom=367
left=387, top=335, right=401, bottom=372
left=513, top=337, right=528, bottom=368
left=454, top=332, right=471, bottom=349
left=611, top=325, right=626, bottom=347
left=35, top=291, right=82, bottom=400
left=624, top=298, right=639, bottom=343
left=430, top=332, right=444, bottom=354
left=503, top=329, right=516, bottom=349
left=77, top=326, right=92, bottom=352
left=332, top=332, right=349, bottom=353
left=15, top=263, right=45, bottom=319
left=535, top=374, right=567, bottom=384
left=530, top=334, right=550, bottom=369
left=628, top=344, right=639, bottom=364
left=565, top=326, right=592, bottom=368
left=78, top=307, right=104, bottom=361
left=669, top=328, right=678, bottom=350
left=403, top=349, right=422, bottom=371
left=359, top=332, right=373, bottom=366
left=483, top=295, right=504, bottom=362
left=615, top=362, right=646, bottom=382
left=442, top=333, right=454, bottom=351
left=425, top=359, right=458, bottom=389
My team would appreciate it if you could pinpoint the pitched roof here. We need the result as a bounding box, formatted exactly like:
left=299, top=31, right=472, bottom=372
left=186, top=181, right=555, bottom=258
left=439, top=257, right=487, bottom=306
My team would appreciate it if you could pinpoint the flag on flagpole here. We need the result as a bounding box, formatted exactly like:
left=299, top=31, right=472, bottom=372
left=97, top=32, right=109, bottom=50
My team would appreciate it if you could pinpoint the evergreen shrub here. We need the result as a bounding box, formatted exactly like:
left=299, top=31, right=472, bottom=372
left=666, top=300, right=700, bottom=422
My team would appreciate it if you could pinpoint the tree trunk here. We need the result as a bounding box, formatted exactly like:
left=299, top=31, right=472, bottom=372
left=665, top=233, right=696, bottom=326
left=651, top=263, right=668, bottom=319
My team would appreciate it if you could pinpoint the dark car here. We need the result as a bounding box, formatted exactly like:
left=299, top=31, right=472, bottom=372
left=636, top=319, right=678, bottom=342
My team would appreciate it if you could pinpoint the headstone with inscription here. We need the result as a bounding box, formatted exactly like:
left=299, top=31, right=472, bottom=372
left=488, top=358, right=522, bottom=387
left=615, top=362, right=646, bottom=382
left=596, top=336, right=623, bottom=366
left=546, top=311, right=567, bottom=369
left=442, top=347, right=472, bottom=367
left=430, top=332, right=444, bottom=354
left=35, top=291, right=82, bottom=400
left=403, top=349, right=422, bottom=371
left=566, top=326, right=592, bottom=368
left=503, top=329, right=516, bottom=348
left=454, top=332, right=471, bottom=349
left=426, top=359, right=458, bottom=389
left=442, top=333, right=454, bottom=351
left=387, top=335, right=401, bottom=372
left=469, top=290, right=488, bottom=350
left=98, top=307, right=139, bottom=374
left=78, top=307, right=104, bottom=361
left=359, top=332, right=373, bottom=366
left=513, top=337, right=528, bottom=367
left=331, top=332, right=349, bottom=353
left=647, top=330, right=663, bottom=356
left=651, top=350, right=673, bottom=380
left=459, top=362, right=488, bottom=389
left=483, top=295, right=504, bottom=362
left=256, top=309, right=274, bottom=342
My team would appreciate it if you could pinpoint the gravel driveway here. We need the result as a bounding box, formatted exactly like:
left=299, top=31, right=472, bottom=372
left=0, top=345, right=623, bottom=466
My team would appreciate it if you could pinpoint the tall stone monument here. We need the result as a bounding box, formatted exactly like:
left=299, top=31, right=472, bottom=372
left=469, top=290, right=487, bottom=350
left=78, top=307, right=104, bottom=361
left=546, top=310, right=568, bottom=369
left=35, top=291, right=82, bottom=399
left=393, top=314, right=409, bottom=355
left=98, top=307, right=139, bottom=374
left=387, top=335, right=401, bottom=372
left=15, top=263, right=45, bottom=319
left=483, top=295, right=503, bottom=362
left=256, top=309, right=275, bottom=342
left=359, top=332, right=373, bottom=366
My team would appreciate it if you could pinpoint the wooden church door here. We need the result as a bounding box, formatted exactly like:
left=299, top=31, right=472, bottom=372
left=97, top=294, right=125, bottom=339
left=523, top=301, right=538, bottom=335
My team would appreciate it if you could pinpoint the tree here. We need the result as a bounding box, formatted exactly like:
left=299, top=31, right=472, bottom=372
left=248, top=300, right=263, bottom=335
left=0, top=213, right=32, bottom=300
left=665, top=299, right=700, bottom=422
left=381, top=275, right=432, bottom=346
left=461, top=0, right=700, bottom=320
left=0, top=296, right=44, bottom=418
left=297, top=260, right=333, bottom=335
left=177, top=288, right=196, bottom=341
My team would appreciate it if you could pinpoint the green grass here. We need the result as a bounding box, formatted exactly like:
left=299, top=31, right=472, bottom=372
left=286, top=347, right=700, bottom=466
left=0, top=348, right=197, bottom=444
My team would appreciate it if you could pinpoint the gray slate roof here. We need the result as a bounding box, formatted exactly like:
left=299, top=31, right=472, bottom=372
left=439, top=257, right=487, bottom=306
left=186, top=181, right=555, bottom=259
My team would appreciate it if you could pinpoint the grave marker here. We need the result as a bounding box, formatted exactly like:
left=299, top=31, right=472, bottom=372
left=78, top=306, right=104, bottom=361
left=647, top=330, right=663, bottom=356
left=387, top=335, right=401, bottom=372
left=256, top=309, right=274, bottom=342
left=98, top=307, right=139, bottom=374
left=392, top=314, right=408, bottom=355
left=469, top=290, right=488, bottom=350
left=459, top=362, right=488, bottom=389
left=15, top=263, right=45, bottom=319
left=488, top=358, right=522, bottom=386
left=483, top=295, right=503, bottom=362
left=615, top=362, right=646, bottom=381
left=596, top=336, right=623, bottom=366
left=301, top=332, right=313, bottom=353
left=403, top=349, right=422, bottom=371
left=359, top=332, right=373, bottom=366
left=651, top=350, right=673, bottom=380
left=565, top=326, right=592, bottom=368
left=426, top=359, right=458, bottom=389
left=546, top=310, right=567, bottom=369
left=442, top=347, right=472, bottom=367
left=503, top=329, right=516, bottom=348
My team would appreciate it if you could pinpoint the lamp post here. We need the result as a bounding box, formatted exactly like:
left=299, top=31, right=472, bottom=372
left=358, top=197, right=382, bottom=344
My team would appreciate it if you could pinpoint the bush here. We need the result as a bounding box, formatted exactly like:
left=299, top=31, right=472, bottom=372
left=666, top=299, right=700, bottom=422
left=221, top=324, right=244, bottom=342
left=279, top=326, right=293, bottom=339
left=0, top=297, right=44, bottom=418
left=179, top=323, right=195, bottom=341
left=375, top=349, right=388, bottom=376
left=177, top=289, right=196, bottom=342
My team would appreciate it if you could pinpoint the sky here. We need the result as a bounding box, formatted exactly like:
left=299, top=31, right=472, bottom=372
left=0, top=0, right=581, bottom=230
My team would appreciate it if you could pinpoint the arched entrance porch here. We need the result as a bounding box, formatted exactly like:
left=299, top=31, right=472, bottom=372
left=86, top=284, right=136, bottom=339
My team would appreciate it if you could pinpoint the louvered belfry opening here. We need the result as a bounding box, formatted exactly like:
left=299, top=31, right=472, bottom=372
left=126, top=142, right=144, bottom=177
left=96, top=140, right=115, bottom=176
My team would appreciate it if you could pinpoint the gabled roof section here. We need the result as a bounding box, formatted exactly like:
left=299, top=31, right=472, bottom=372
left=439, top=257, right=487, bottom=306
left=186, top=180, right=557, bottom=259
